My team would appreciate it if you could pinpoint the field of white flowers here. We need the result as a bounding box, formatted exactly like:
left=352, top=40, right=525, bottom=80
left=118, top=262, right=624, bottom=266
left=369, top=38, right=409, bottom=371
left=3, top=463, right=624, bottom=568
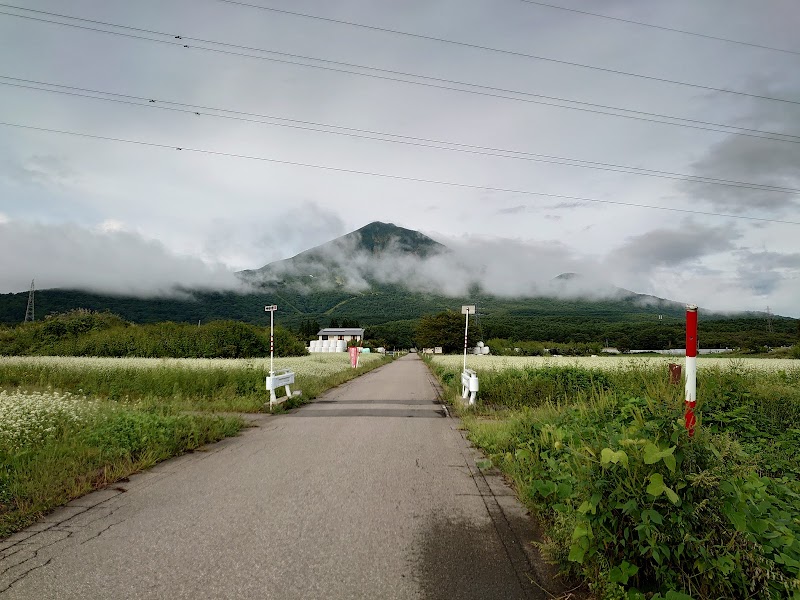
left=0, top=353, right=384, bottom=377
left=0, top=390, right=100, bottom=453
left=432, top=354, right=800, bottom=372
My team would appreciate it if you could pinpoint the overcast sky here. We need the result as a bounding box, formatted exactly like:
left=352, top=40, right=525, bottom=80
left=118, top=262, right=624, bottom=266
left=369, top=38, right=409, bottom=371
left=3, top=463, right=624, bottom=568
left=1, top=0, right=798, bottom=316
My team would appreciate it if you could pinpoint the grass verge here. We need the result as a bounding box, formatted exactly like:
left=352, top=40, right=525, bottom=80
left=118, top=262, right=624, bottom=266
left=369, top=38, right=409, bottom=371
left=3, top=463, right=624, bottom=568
left=1, top=396, right=243, bottom=538
left=427, top=358, right=800, bottom=599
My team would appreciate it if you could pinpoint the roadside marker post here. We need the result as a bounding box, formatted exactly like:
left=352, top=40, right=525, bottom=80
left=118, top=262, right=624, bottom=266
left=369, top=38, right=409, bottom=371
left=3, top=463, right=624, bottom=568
left=461, top=305, right=479, bottom=405
left=264, top=304, right=300, bottom=410
left=684, top=304, right=698, bottom=436
left=461, top=369, right=479, bottom=404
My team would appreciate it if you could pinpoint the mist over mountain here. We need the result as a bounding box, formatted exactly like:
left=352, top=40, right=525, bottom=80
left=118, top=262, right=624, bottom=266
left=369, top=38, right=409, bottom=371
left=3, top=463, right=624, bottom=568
left=239, top=221, right=636, bottom=301
left=239, top=221, right=448, bottom=291
left=1, top=221, right=794, bottom=353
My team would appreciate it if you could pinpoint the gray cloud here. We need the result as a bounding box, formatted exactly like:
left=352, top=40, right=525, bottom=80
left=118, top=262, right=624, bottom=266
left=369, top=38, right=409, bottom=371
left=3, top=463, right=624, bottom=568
left=605, top=222, right=739, bottom=272
left=497, top=205, right=526, bottom=215
left=0, top=220, right=241, bottom=296
left=733, top=249, right=800, bottom=295
left=201, top=200, right=346, bottom=269
left=680, top=82, right=800, bottom=213
left=0, top=155, right=77, bottom=188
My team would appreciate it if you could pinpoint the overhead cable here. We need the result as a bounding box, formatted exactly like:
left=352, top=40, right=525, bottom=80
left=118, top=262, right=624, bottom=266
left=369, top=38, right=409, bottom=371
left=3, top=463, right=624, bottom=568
left=2, top=120, right=798, bottom=226
left=517, top=0, right=800, bottom=56
left=210, top=0, right=800, bottom=105
left=0, top=8, right=798, bottom=145
left=3, top=75, right=799, bottom=196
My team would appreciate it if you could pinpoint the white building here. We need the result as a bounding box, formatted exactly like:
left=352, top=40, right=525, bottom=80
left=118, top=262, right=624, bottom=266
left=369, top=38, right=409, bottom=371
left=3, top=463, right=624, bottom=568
left=317, top=328, right=365, bottom=343
left=309, top=328, right=365, bottom=353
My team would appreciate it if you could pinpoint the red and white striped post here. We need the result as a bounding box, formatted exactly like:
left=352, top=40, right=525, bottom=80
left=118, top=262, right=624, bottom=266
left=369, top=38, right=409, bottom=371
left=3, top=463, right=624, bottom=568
left=461, top=305, right=475, bottom=372
left=684, top=304, right=698, bottom=437
left=265, top=304, right=278, bottom=378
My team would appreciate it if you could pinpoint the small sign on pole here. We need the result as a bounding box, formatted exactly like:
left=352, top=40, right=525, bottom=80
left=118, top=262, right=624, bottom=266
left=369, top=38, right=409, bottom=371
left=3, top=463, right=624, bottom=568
left=263, top=304, right=301, bottom=410
left=265, top=305, right=278, bottom=378
left=460, top=305, right=478, bottom=405
left=349, top=346, right=359, bottom=368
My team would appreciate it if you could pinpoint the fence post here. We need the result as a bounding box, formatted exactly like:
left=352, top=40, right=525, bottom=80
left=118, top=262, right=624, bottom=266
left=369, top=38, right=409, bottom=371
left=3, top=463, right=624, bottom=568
left=684, top=304, right=698, bottom=436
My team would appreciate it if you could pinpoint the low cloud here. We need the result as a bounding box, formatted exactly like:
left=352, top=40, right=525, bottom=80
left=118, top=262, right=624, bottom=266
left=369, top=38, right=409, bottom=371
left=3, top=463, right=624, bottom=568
left=249, top=230, right=616, bottom=298
left=201, top=201, right=346, bottom=269
left=0, top=220, right=241, bottom=296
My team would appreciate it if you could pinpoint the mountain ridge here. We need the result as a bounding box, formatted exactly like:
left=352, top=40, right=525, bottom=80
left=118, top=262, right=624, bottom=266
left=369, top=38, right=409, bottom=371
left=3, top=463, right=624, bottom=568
left=0, top=222, right=794, bottom=350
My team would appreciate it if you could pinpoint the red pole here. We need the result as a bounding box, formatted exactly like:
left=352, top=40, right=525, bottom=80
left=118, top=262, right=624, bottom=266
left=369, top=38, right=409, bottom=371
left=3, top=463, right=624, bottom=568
left=685, top=305, right=698, bottom=437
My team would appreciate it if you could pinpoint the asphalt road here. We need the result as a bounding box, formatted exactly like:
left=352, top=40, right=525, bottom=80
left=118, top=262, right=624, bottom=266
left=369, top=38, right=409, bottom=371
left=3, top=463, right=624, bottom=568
left=1, top=354, right=552, bottom=599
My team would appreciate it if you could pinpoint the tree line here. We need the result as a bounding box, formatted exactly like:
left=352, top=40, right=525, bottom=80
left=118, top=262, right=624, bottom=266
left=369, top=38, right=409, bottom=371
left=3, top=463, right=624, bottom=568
left=0, top=309, right=307, bottom=358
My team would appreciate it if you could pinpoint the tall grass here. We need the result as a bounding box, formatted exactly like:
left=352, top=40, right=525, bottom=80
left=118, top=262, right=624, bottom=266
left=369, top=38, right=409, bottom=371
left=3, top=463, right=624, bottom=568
left=429, top=359, right=800, bottom=598
left=1, top=399, right=243, bottom=537
left=0, top=356, right=393, bottom=412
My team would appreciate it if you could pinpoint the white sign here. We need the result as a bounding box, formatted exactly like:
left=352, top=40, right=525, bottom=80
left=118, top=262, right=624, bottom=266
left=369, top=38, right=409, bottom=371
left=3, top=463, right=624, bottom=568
left=264, top=305, right=278, bottom=312
left=461, top=369, right=479, bottom=405
left=461, top=305, right=476, bottom=315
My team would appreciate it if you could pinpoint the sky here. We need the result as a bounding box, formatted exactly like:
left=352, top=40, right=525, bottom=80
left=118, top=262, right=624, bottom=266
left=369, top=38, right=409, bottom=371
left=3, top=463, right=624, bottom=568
left=0, top=0, right=799, bottom=315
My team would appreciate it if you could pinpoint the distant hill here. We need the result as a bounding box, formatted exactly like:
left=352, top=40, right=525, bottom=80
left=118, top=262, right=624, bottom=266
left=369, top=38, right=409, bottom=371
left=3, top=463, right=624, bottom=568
left=0, top=221, right=795, bottom=350
left=239, top=221, right=446, bottom=287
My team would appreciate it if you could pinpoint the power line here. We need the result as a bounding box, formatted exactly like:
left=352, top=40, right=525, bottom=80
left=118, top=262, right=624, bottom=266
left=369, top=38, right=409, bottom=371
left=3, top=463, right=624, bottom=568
left=209, top=0, right=800, bottom=106
left=517, top=0, right=800, bottom=56
left=1, top=9, right=799, bottom=145
left=4, top=75, right=799, bottom=196
left=2, top=119, right=798, bottom=226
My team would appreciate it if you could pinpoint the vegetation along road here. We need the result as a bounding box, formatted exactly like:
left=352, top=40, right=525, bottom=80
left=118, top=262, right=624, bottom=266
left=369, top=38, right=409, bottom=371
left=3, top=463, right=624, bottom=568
left=0, top=354, right=557, bottom=599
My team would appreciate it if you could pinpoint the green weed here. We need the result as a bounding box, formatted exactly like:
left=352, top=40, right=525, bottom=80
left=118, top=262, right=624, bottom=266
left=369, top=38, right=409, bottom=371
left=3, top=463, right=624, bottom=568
left=433, top=361, right=800, bottom=599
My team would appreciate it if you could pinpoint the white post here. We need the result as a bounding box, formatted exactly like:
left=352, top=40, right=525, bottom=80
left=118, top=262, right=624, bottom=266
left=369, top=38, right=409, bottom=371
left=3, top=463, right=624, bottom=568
left=265, top=304, right=278, bottom=378
left=463, top=311, right=469, bottom=373
left=270, top=308, right=274, bottom=378
left=461, top=305, right=477, bottom=404
left=461, top=305, right=475, bottom=372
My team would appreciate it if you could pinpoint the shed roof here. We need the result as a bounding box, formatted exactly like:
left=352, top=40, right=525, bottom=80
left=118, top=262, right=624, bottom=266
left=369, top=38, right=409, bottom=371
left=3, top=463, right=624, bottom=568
left=317, top=328, right=365, bottom=336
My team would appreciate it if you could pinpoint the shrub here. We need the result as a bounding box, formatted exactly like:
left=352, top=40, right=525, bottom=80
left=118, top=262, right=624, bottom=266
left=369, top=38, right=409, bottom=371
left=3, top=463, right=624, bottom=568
left=476, top=395, right=800, bottom=598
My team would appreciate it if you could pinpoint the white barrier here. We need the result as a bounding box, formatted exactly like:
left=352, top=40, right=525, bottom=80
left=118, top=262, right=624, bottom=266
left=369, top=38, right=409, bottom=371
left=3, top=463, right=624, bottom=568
left=461, top=369, right=479, bottom=405
left=266, top=369, right=301, bottom=409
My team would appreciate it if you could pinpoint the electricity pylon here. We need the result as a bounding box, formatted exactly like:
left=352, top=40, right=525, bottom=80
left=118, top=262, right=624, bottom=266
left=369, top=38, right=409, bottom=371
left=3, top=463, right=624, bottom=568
left=24, top=279, right=35, bottom=322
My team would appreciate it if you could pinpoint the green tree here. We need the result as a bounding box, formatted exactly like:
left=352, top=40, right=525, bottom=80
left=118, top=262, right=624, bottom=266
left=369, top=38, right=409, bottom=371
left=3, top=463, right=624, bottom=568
left=415, top=310, right=476, bottom=353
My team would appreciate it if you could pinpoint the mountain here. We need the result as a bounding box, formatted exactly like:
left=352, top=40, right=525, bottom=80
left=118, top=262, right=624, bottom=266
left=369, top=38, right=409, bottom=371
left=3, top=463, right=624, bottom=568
left=0, top=222, right=795, bottom=349
left=239, top=221, right=446, bottom=287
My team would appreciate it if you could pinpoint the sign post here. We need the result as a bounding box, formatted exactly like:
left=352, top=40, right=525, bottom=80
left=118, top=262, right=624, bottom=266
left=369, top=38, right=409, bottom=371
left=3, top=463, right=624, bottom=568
left=461, top=305, right=475, bottom=372
left=263, top=304, right=300, bottom=410
left=461, top=306, right=478, bottom=404
left=684, top=304, right=698, bottom=437
left=265, top=304, right=277, bottom=379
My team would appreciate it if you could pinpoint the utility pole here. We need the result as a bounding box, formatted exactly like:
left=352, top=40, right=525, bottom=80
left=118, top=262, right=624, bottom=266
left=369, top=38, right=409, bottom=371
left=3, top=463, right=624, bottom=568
left=24, top=279, right=35, bottom=323
left=766, top=306, right=774, bottom=333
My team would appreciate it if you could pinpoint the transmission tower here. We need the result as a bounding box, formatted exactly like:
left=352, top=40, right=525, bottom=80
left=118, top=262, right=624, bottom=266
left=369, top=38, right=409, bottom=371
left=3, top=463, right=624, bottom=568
left=766, top=306, right=774, bottom=333
left=24, top=279, right=35, bottom=322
